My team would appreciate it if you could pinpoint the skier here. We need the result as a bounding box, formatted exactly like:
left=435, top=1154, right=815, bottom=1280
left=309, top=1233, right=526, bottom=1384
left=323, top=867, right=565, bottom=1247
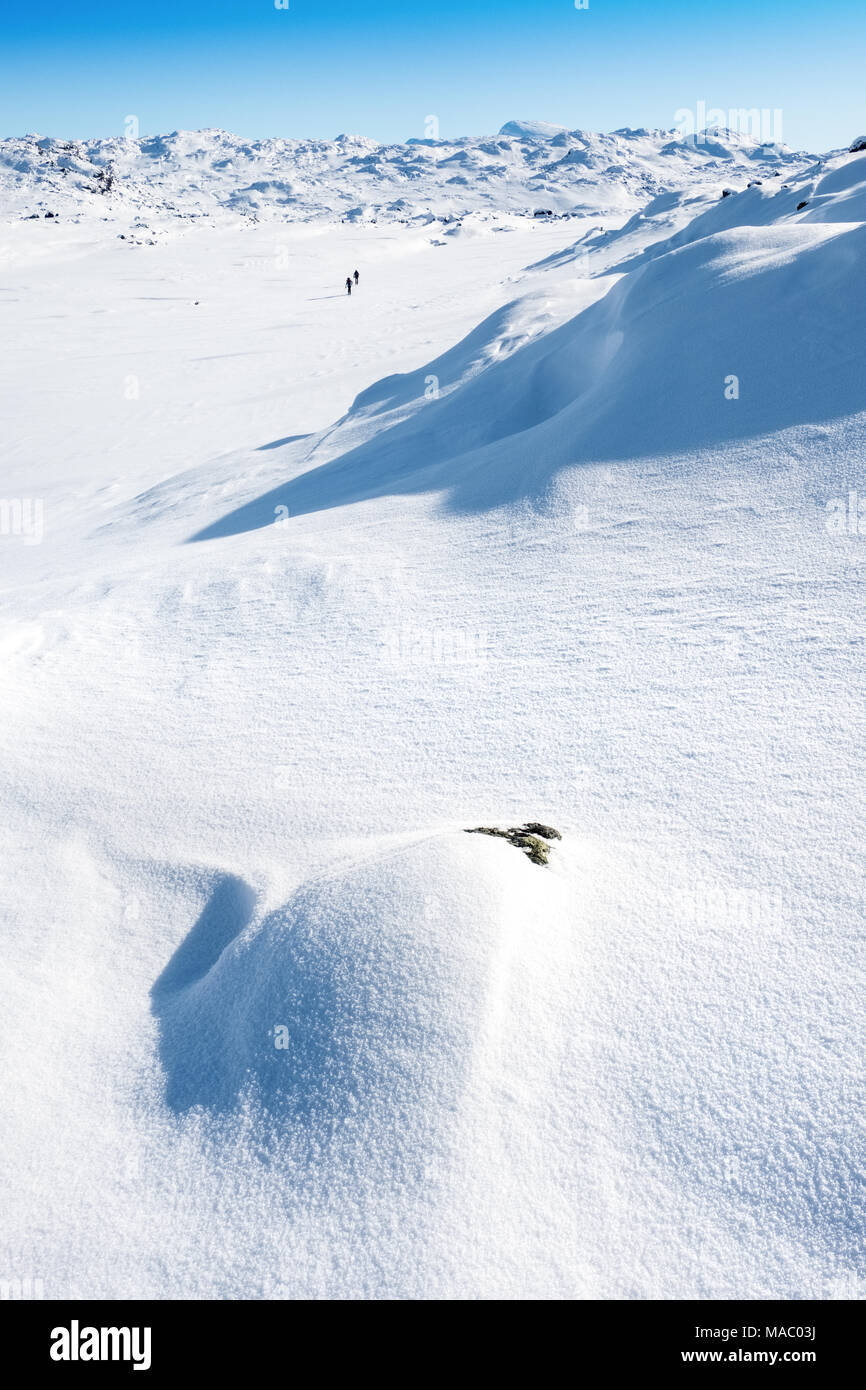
left=353, top=269, right=360, bottom=286
left=345, top=276, right=353, bottom=295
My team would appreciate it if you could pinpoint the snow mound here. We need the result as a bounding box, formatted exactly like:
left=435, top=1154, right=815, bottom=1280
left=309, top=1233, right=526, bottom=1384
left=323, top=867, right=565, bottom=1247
left=151, top=832, right=569, bottom=1126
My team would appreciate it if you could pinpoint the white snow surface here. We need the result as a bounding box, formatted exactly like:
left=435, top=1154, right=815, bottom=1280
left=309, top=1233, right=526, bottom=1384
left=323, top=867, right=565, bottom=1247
left=0, top=131, right=864, bottom=1300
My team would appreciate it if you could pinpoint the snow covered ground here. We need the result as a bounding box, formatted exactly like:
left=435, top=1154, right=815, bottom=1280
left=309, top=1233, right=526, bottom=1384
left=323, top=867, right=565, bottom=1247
left=1, top=131, right=864, bottom=1300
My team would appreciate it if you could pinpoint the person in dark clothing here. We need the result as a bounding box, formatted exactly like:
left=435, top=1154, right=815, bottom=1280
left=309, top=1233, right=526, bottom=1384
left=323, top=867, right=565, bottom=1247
left=346, top=276, right=352, bottom=295
left=353, top=269, right=360, bottom=286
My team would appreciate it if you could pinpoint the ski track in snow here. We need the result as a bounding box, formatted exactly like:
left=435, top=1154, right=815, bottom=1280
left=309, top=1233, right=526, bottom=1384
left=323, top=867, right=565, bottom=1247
left=0, top=129, right=864, bottom=1299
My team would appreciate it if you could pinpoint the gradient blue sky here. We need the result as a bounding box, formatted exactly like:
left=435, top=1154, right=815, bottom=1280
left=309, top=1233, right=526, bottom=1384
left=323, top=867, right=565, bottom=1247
left=2, top=0, right=862, bottom=151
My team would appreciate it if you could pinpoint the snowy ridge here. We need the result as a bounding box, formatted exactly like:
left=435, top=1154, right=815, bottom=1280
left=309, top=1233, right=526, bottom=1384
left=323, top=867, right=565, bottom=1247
left=187, top=148, right=866, bottom=536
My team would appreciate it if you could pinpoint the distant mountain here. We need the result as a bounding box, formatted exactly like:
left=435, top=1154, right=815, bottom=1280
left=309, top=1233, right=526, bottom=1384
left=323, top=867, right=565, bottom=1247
left=0, top=123, right=811, bottom=229
left=498, top=119, right=571, bottom=138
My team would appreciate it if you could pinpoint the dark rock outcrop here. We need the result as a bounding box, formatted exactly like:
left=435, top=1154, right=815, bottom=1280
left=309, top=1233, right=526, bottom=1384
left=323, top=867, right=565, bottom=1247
left=465, top=822, right=562, bottom=866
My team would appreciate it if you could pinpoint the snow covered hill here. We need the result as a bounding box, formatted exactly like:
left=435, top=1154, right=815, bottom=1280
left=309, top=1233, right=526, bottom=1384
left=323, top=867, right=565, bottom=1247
left=1, top=131, right=864, bottom=1300
left=0, top=121, right=804, bottom=232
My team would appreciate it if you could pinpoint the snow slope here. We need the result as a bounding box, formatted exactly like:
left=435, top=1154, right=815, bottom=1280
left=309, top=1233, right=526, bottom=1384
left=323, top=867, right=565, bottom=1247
left=0, top=136, right=864, bottom=1300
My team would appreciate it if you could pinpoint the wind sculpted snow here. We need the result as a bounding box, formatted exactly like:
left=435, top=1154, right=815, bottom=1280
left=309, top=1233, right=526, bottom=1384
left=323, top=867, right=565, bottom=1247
left=190, top=216, right=866, bottom=538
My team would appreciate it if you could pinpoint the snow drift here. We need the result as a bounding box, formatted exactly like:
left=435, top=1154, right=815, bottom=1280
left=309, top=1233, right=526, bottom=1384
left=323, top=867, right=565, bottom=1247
left=191, top=166, right=866, bottom=538
left=152, top=833, right=569, bottom=1135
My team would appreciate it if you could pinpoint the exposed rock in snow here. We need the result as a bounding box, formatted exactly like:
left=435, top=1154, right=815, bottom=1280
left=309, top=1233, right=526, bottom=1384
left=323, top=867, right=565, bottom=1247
left=466, top=823, right=562, bottom=865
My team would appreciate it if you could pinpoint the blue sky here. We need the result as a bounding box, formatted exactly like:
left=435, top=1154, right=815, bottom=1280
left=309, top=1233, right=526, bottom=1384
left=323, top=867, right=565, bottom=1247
left=2, top=0, right=863, bottom=151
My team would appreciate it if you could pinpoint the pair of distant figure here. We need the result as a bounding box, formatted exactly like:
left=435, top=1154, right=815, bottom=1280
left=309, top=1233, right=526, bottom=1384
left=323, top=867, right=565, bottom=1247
left=346, top=269, right=360, bottom=294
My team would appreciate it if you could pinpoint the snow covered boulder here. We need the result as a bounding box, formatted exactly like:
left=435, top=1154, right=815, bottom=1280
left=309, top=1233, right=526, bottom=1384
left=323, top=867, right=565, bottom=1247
left=848, top=135, right=866, bottom=152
